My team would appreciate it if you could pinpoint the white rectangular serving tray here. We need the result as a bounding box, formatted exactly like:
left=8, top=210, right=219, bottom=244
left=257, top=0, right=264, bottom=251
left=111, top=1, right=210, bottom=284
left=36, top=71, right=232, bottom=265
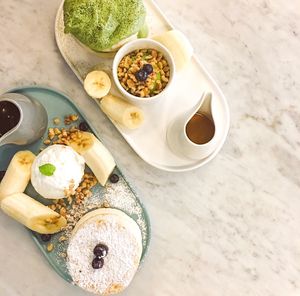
left=55, top=0, right=230, bottom=172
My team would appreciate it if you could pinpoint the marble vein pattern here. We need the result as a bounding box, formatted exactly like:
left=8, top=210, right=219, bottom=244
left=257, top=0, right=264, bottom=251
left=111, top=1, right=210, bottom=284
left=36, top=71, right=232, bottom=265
left=0, top=0, right=299, bottom=295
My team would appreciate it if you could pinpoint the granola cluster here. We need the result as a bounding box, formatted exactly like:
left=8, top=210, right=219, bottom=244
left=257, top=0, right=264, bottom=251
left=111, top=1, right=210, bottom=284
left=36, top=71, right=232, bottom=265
left=48, top=172, right=97, bottom=215
left=117, top=48, right=170, bottom=98
left=43, top=122, right=82, bottom=147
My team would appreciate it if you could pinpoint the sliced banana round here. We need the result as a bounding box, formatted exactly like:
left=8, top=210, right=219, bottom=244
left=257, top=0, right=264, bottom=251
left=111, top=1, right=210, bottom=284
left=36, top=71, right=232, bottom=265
left=100, top=94, right=144, bottom=129
left=84, top=70, right=111, bottom=99
left=1, top=193, right=67, bottom=234
left=0, top=151, right=35, bottom=201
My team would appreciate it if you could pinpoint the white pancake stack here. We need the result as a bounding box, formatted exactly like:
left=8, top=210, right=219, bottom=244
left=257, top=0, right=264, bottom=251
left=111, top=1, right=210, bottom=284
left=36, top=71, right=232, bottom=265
left=67, top=208, right=143, bottom=295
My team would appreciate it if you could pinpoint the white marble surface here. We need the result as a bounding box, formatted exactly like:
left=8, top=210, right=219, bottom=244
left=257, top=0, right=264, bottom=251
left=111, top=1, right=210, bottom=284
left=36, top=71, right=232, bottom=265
left=0, top=0, right=300, bottom=295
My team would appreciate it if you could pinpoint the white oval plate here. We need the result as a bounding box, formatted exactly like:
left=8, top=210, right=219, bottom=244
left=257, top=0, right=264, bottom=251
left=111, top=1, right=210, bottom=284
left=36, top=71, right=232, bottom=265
left=54, top=0, right=230, bottom=172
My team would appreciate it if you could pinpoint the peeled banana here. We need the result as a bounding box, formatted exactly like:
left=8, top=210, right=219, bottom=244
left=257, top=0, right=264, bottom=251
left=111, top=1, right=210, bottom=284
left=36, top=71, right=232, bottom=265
left=100, top=94, right=144, bottom=129
left=1, top=193, right=67, bottom=234
left=153, top=29, right=193, bottom=71
left=0, top=151, right=35, bottom=201
left=68, top=132, right=116, bottom=186
left=84, top=70, right=111, bottom=99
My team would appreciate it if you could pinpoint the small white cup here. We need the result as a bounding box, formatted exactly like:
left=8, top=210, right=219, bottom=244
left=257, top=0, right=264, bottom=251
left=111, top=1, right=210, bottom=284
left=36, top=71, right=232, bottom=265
left=112, top=38, right=175, bottom=104
left=166, top=92, right=220, bottom=160
left=0, top=93, right=48, bottom=147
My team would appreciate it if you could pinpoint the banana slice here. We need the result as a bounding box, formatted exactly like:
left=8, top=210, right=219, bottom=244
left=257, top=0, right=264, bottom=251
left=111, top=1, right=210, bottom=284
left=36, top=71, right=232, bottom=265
left=84, top=70, right=111, bottom=99
left=0, top=151, right=35, bottom=201
left=153, top=30, right=193, bottom=71
left=100, top=94, right=144, bottom=129
left=68, top=132, right=116, bottom=186
left=1, top=193, right=67, bottom=234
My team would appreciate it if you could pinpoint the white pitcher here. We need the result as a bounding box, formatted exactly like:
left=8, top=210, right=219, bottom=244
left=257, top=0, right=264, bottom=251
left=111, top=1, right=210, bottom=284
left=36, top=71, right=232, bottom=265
left=166, top=92, right=221, bottom=160
left=0, top=93, right=48, bottom=147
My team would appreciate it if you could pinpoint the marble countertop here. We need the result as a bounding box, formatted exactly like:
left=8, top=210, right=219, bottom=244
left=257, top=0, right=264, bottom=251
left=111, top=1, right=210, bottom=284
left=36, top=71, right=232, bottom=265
left=0, top=0, right=299, bottom=295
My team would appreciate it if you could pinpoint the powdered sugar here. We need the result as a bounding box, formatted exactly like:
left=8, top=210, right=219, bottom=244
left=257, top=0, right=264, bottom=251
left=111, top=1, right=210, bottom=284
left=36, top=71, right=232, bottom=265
left=67, top=213, right=141, bottom=295
left=85, top=177, right=148, bottom=249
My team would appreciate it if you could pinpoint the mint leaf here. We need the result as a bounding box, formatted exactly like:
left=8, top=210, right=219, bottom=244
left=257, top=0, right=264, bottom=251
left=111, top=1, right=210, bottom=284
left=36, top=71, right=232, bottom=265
left=39, top=163, right=56, bottom=176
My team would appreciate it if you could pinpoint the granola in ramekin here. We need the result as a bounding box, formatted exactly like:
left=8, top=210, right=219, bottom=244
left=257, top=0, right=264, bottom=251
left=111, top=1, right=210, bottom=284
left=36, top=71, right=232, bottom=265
left=117, top=48, right=170, bottom=98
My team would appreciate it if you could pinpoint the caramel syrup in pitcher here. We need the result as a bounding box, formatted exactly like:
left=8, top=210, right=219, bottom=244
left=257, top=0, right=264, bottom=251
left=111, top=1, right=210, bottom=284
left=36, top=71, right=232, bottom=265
left=186, top=113, right=215, bottom=145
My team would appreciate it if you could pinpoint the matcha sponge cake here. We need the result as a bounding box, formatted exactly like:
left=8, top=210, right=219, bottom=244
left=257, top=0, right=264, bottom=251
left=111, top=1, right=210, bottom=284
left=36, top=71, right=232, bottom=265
left=67, top=208, right=143, bottom=295
left=63, top=0, right=148, bottom=52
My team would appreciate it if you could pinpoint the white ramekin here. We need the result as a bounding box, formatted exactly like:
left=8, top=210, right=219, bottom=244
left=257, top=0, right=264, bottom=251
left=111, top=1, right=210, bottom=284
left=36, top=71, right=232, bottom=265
left=112, top=38, right=175, bottom=104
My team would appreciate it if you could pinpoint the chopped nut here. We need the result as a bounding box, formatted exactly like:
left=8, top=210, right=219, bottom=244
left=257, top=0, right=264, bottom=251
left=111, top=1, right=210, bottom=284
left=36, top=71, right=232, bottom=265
left=53, top=117, right=60, bottom=125
left=43, top=139, right=51, bottom=145
left=59, top=252, right=67, bottom=258
left=59, top=236, right=67, bottom=242
left=161, top=75, right=169, bottom=83
left=54, top=128, right=61, bottom=135
left=60, top=207, right=67, bottom=217
left=48, top=128, right=55, bottom=140
left=151, top=50, right=158, bottom=58
left=47, top=243, right=54, bottom=252
left=127, top=79, right=135, bottom=89
left=102, top=201, right=110, bottom=208
left=64, top=118, right=71, bottom=125
left=70, top=114, right=78, bottom=122
left=63, top=114, right=79, bottom=125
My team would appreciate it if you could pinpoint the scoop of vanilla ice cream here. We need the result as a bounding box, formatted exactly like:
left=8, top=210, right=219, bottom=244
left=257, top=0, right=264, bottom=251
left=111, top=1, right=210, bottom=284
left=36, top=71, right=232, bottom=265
left=31, top=145, right=85, bottom=199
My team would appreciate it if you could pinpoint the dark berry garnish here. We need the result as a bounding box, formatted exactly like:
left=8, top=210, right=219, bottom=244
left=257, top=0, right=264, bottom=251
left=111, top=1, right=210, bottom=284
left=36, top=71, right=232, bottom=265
left=135, top=70, right=148, bottom=82
left=40, top=234, right=51, bottom=242
left=79, top=121, right=89, bottom=131
left=143, top=64, right=153, bottom=74
left=92, top=257, right=104, bottom=269
left=93, top=244, right=108, bottom=258
left=109, top=174, right=119, bottom=183
left=0, top=171, right=6, bottom=182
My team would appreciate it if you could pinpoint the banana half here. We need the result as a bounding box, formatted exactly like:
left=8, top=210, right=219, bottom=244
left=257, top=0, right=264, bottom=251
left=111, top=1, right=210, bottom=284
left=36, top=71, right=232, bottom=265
left=1, top=193, right=67, bottom=234
left=100, top=95, right=144, bottom=129
left=68, top=132, right=116, bottom=186
left=0, top=151, right=35, bottom=201
left=153, top=29, right=193, bottom=71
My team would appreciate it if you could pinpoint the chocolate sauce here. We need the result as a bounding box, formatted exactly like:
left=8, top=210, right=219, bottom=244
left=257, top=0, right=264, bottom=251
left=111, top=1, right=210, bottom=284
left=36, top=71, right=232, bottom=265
left=0, top=101, right=21, bottom=137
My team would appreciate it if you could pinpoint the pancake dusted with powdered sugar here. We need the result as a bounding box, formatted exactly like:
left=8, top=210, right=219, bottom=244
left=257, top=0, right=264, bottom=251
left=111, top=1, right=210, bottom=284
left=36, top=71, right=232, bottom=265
left=67, top=208, right=142, bottom=295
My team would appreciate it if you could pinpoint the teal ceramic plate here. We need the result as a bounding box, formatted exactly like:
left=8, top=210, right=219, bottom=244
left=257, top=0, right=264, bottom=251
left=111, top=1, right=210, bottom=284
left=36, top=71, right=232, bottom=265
left=0, top=85, right=150, bottom=283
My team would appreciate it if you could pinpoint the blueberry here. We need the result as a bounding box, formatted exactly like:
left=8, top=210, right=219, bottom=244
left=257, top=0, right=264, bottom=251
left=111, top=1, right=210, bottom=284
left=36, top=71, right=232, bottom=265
left=143, top=64, right=153, bottom=74
left=0, top=171, right=6, bottom=182
left=79, top=121, right=89, bottom=131
left=93, top=244, right=108, bottom=258
left=40, top=234, right=51, bottom=242
left=135, top=70, right=148, bottom=82
left=92, top=257, right=104, bottom=269
left=109, top=174, right=119, bottom=183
